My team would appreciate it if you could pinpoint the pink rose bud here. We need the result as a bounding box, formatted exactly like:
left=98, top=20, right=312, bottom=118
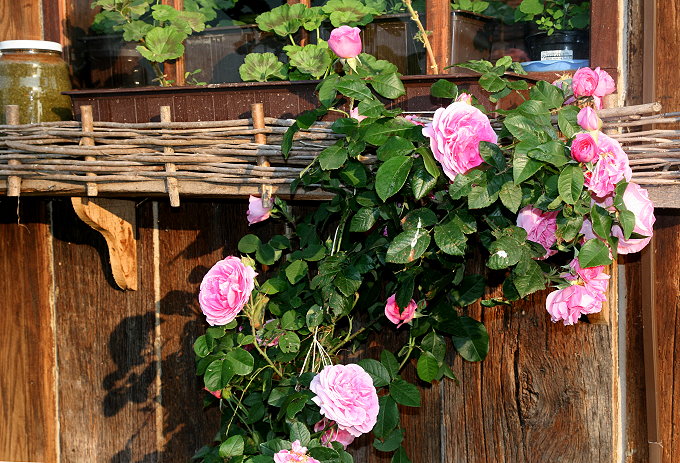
left=274, top=440, right=320, bottom=463
left=328, top=26, right=362, bottom=59
left=349, top=107, right=367, bottom=122
left=422, top=101, right=497, bottom=180
left=455, top=93, right=472, bottom=105
left=384, top=294, right=417, bottom=327
left=203, top=387, right=221, bottom=399
left=593, top=67, right=616, bottom=97
left=516, top=205, right=559, bottom=259
left=310, top=364, right=379, bottom=437
left=314, top=418, right=356, bottom=449
left=572, top=67, right=599, bottom=97
left=546, top=284, right=603, bottom=325
left=611, top=182, right=655, bottom=254
left=570, top=132, right=598, bottom=163
left=247, top=195, right=272, bottom=225
left=584, top=133, right=632, bottom=198
left=199, top=256, right=257, bottom=326
left=576, top=107, right=602, bottom=131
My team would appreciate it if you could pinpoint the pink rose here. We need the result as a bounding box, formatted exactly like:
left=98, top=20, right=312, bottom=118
left=199, top=256, right=257, bottom=326
left=545, top=284, right=603, bottom=325
left=572, top=67, right=599, bottom=97
left=565, top=258, right=610, bottom=301
left=422, top=101, right=498, bottom=180
left=203, top=387, right=221, bottom=399
left=403, top=114, right=425, bottom=126
left=611, top=182, right=655, bottom=254
left=576, top=107, right=602, bottom=132
left=349, top=107, right=367, bottom=122
left=570, top=132, right=598, bottom=163
left=314, top=418, right=355, bottom=449
left=580, top=218, right=597, bottom=242
left=593, top=67, right=616, bottom=97
left=274, top=440, right=320, bottom=463
left=516, top=206, right=559, bottom=258
left=328, top=26, right=362, bottom=59
left=585, top=133, right=632, bottom=198
left=310, top=364, right=379, bottom=437
left=384, top=294, right=417, bottom=327
left=247, top=195, right=272, bottom=225
left=455, top=93, right=472, bottom=104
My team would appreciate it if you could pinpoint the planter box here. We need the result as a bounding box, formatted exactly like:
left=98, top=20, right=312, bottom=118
left=449, top=10, right=496, bottom=65
left=79, top=35, right=155, bottom=88
left=64, top=74, right=531, bottom=123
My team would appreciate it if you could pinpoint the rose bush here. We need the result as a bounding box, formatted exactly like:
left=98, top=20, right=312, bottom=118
left=192, top=46, right=653, bottom=463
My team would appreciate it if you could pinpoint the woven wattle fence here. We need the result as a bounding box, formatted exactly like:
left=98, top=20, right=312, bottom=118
left=0, top=102, right=675, bottom=204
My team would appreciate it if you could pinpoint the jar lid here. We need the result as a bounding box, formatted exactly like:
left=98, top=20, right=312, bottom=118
left=0, top=40, right=63, bottom=52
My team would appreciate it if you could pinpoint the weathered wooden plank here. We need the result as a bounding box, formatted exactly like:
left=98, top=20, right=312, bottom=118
left=52, top=198, right=159, bottom=462
left=0, top=199, right=57, bottom=462
left=0, top=0, right=43, bottom=41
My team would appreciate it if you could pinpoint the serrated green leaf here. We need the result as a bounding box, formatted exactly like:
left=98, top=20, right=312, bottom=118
left=558, top=105, right=580, bottom=138
left=225, top=348, right=254, bottom=375
left=289, top=422, right=311, bottom=446
left=529, top=80, right=564, bottom=109
left=337, top=75, right=373, bottom=100
left=318, top=143, right=348, bottom=170
left=256, top=3, right=305, bottom=36
left=219, top=435, right=245, bottom=459
left=136, top=27, right=186, bottom=63
left=370, top=72, right=405, bottom=99
left=239, top=52, right=287, bottom=82
left=512, top=256, right=546, bottom=297
left=287, top=43, right=333, bottom=79
left=376, top=156, right=413, bottom=201
left=500, top=181, right=522, bottom=213
left=434, top=219, right=467, bottom=256
left=450, top=274, right=485, bottom=306
left=358, top=359, right=390, bottom=387
left=416, top=352, right=439, bottom=382
left=350, top=207, right=379, bottom=232
left=389, top=379, right=421, bottom=407
left=285, top=260, right=309, bottom=284
left=430, top=79, right=459, bottom=99
left=558, top=164, right=584, bottom=204
left=386, top=228, right=431, bottom=264
left=238, top=234, right=260, bottom=253
left=279, top=331, right=301, bottom=353
left=513, top=153, right=543, bottom=184
left=579, top=238, right=613, bottom=268
left=444, top=314, right=489, bottom=362
left=381, top=350, right=400, bottom=380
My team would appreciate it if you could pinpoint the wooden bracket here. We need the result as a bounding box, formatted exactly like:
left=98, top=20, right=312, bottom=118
left=71, top=197, right=138, bottom=291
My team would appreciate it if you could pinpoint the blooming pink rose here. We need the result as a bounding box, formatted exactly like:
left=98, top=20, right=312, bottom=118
left=314, top=418, right=355, bottom=449
left=310, top=364, right=379, bottom=437
left=565, top=258, right=610, bottom=301
left=274, top=440, right=320, bottom=463
left=199, top=256, right=257, bottom=326
left=328, top=26, right=362, bottom=59
left=422, top=101, right=497, bottom=180
left=577, top=107, right=602, bottom=132
left=247, top=195, right=272, bottom=225
left=611, top=182, right=655, bottom=254
left=546, top=284, right=603, bottom=325
left=585, top=133, right=632, bottom=198
left=349, top=107, right=367, bottom=122
left=572, top=67, right=599, bottom=97
left=571, top=132, right=598, bottom=163
left=516, top=206, right=559, bottom=258
left=384, top=294, right=417, bottom=327
left=593, top=67, right=616, bottom=97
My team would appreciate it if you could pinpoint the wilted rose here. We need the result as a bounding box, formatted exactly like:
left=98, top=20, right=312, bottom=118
left=546, top=284, right=603, bottom=325
left=199, top=257, right=257, bottom=326
left=310, top=364, right=379, bottom=437
left=611, top=182, right=655, bottom=254
left=247, top=195, right=272, bottom=225
left=422, top=101, right=497, bottom=180
left=328, top=26, right=362, bottom=59
left=384, top=294, right=417, bottom=327
left=516, top=206, right=559, bottom=259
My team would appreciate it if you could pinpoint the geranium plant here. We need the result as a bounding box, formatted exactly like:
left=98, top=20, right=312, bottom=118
left=193, top=27, right=653, bottom=463
left=515, top=0, right=590, bottom=35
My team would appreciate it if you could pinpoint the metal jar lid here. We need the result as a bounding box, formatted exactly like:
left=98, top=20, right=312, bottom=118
left=0, top=40, right=63, bottom=52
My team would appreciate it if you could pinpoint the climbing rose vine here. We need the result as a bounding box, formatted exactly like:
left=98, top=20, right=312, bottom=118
left=192, top=27, right=654, bottom=463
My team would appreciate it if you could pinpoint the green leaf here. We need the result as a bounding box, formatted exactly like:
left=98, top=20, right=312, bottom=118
left=558, top=164, right=584, bottom=204
left=504, top=115, right=539, bottom=142
left=318, top=143, right=348, bottom=170
left=450, top=274, right=485, bottom=306
left=488, top=236, right=523, bottom=269
left=121, top=20, right=153, bottom=41
left=500, top=181, right=522, bottom=213
left=389, top=379, right=421, bottom=407
left=358, top=359, right=390, bottom=387
left=430, top=79, right=459, bottom=99
left=558, top=106, right=580, bottom=138
left=529, top=80, right=564, bottom=109
left=289, top=422, right=311, bottom=446
left=193, top=335, right=212, bottom=358
left=323, top=0, right=373, bottom=26
left=285, top=260, right=309, bottom=284
left=260, top=276, right=288, bottom=295
left=376, top=156, right=413, bottom=201
left=386, top=228, right=431, bottom=264
left=591, top=205, right=613, bottom=239
left=239, top=53, right=287, bottom=82
left=479, top=141, right=505, bottom=170
left=219, top=435, right=245, bottom=459
left=479, top=73, right=506, bottom=92
left=421, top=331, right=447, bottom=361
left=416, top=352, right=439, bottom=382
left=512, top=256, right=546, bottom=298
left=256, top=242, right=277, bottom=265
left=363, top=119, right=414, bottom=145
left=411, top=164, right=438, bottom=200
left=381, top=350, right=400, bottom=380
left=204, top=359, right=224, bottom=391
left=527, top=141, right=568, bottom=167
left=391, top=447, right=412, bottom=463
left=256, top=3, right=305, bottom=36
left=579, top=239, right=613, bottom=268
left=225, top=348, right=254, bottom=375
left=339, top=160, right=367, bottom=187
left=350, top=207, right=379, bottom=232
left=448, top=315, right=489, bottom=362
left=377, top=136, right=415, bottom=161
left=434, top=219, right=467, bottom=256
left=151, top=4, right=179, bottom=23
left=373, top=428, right=404, bottom=452
left=513, top=153, right=543, bottom=184
left=136, top=27, right=186, bottom=63
left=279, top=331, right=301, bottom=353
left=301, top=6, right=326, bottom=30
left=238, top=234, right=260, bottom=253
left=306, top=305, right=324, bottom=328
left=373, top=396, right=400, bottom=439
left=317, top=74, right=339, bottom=107
left=370, top=72, right=406, bottom=99
left=402, top=208, right=437, bottom=230
left=286, top=44, right=332, bottom=79
left=620, top=209, right=636, bottom=239
left=420, top=147, right=442, bottom=179
left=337, top=75, right=373, bottom=100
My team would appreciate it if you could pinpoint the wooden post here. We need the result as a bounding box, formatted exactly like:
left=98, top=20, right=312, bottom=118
left=162, top=0, right=185, bottom=85
left=425, top=0, right=450, bottom=74
left=80, top=105, right=98, bottom=196
left=251, top=103, right=272, bottom=207
left=160, top=106, right=180, bottom=207
left=4, top=105, right=22, bottom=197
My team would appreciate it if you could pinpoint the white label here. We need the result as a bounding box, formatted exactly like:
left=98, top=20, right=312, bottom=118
left=540, top=49, right=574, bottom=61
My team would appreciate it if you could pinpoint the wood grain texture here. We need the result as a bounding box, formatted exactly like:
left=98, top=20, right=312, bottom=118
left=651, top=211, right=680, bottom=463
left=52, top=199, right=158, bottom=462
left=0, top=199, right=57, bottom=462
left=425, top=0, right=451, bottom=73
left=0, top=0, right=43, bottom=41
left=590, top=0, right=620, bottom=72
left=655, top=0, right=680, bottom=112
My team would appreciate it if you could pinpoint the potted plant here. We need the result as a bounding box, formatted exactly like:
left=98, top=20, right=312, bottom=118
left=514, top=0, right=590, bottom=63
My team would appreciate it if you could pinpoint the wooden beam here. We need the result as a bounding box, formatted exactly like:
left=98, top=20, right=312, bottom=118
left=425, top=0, right=450, bottom=74
left=71, top=197, right=139, bottom=291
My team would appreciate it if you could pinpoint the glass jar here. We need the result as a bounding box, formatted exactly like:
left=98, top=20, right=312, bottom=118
left=0, top=40, right=72, bottom=124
